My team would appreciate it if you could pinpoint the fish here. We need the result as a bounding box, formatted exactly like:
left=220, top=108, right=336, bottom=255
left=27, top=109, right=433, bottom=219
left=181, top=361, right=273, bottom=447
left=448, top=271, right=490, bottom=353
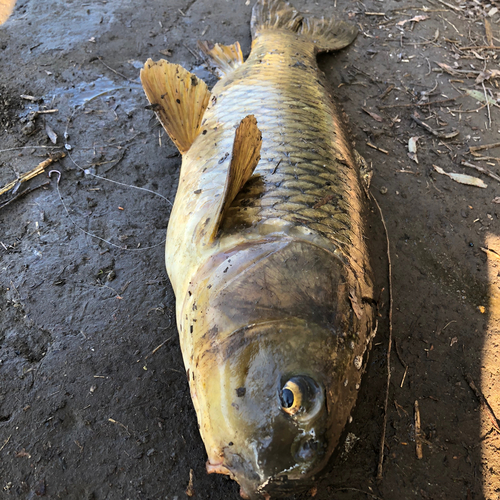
left=140, top=0, right=376, bottom=498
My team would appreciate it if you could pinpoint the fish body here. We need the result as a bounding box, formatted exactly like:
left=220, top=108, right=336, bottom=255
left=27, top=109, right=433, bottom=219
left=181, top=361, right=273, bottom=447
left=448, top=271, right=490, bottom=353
left=141, top=1, right=375, bottom=497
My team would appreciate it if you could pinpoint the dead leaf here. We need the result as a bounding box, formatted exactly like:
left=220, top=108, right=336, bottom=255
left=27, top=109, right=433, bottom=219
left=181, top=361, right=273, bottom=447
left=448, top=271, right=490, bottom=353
left=463, top=88, right=497, bottom=107
left=433, top=165, right=487, bottom=188
left=361, top=107, right=383, bottom=122
left=436, top=62, right=459, bottom=76
left=408, top=136, right=419, bottom=163
left=397, top=15, right=429, bottom=26
left=408, top=136, right=419, bottom=153
left=493, top=197, right=500, bottom=204
left=45, top=124, right=57, bottom=144
left=475, top=69, right=500, bottom=85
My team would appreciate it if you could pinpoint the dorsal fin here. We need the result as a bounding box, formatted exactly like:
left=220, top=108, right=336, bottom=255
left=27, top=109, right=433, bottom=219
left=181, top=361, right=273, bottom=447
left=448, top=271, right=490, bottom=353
left=198, top=41, right=244, bottom=78
left=197, top=115, right=262, bottom=245
left=140, top=59, right=211, bottom=154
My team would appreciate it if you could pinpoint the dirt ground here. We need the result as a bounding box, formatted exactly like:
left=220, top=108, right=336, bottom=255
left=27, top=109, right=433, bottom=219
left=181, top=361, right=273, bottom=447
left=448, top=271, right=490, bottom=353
left=1, top=0, right=499, bottom=499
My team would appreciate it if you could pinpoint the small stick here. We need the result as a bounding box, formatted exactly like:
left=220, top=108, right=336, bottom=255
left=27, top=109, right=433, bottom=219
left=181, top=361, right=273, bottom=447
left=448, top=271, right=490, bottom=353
left=0, top=435, right=11, bottom=452
left=0, top=180, right=51, bottom=210
left=433, top=0, right=462, bottom=12
left=379, top=84, right=395, bottom=100
left=0, top=152, right=65, bottom=197
left=469, top=142, right=500, bottom=152
left=183, top=43, right=202, bottom=61
left=95, top=56, right=138, bottom=84
left=145, top=336, right=173, bottom=359
left=461, top=161, right=500, bottom=183
left=458, top=46, right=500, bottom=50
left=370, top=193, right=393, bottom=482
left=378, top=97, right=457, bottom=109
left=465, top=373, right=500, bottom=433
left=482, top=82, right=492, bottom=129
left=366, top=142, right=389, bottom=154
left=414, top=400, right=423, bottom=459
left=108, top=418, right=132, bottom=435
left=394, top=340, right=409, bottom=388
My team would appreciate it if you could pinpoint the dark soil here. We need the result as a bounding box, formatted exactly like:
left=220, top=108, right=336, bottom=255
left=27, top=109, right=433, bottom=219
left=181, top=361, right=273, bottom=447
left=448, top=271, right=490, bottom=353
left=1, top=1, right=499, bottom=499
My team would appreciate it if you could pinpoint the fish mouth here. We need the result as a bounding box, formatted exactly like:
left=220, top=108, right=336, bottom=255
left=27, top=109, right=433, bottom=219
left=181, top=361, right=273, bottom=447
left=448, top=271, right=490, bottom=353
left=207, top=445, right=322, bottom=499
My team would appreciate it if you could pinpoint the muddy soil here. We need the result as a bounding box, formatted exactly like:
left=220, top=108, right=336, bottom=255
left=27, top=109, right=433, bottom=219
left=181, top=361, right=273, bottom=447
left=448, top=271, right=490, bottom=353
left=1, top=0, right=499, bottom=499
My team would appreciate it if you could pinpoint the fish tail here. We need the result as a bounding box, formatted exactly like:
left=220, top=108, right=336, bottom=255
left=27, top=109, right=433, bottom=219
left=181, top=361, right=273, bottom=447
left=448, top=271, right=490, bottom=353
left=251, top=0, right=357, bottom=52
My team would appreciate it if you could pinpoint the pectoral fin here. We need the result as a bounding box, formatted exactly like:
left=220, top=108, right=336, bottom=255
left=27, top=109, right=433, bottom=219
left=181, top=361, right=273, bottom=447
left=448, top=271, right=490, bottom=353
left=140, top=59, right=211, bottom=154
left=198, top=41, right=244, bottom=78
left=197, top=115, right=262, bottom=244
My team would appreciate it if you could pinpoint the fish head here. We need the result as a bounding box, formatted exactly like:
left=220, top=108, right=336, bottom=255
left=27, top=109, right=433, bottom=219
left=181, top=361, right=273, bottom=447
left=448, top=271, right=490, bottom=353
left=197, top=318, right=354, bottom=499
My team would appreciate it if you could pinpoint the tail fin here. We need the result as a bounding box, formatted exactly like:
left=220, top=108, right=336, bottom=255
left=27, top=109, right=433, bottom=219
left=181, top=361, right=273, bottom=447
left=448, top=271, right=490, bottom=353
left=251, top=0, right=357, bottom=52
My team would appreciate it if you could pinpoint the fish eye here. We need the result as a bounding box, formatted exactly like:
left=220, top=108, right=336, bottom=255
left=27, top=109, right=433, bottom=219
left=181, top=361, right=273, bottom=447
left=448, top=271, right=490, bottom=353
left=280, top=381, right=302, bottom=415
left=280, top=376, right=323, bottom=417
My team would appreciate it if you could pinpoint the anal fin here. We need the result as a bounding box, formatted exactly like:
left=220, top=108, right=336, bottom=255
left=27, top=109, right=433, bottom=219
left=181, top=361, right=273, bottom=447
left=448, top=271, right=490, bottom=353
left=198, top=41, right=244, bottom=78
left=198, top=115, right=262, bottom=244
left=140, top=59, right=211, bottom=154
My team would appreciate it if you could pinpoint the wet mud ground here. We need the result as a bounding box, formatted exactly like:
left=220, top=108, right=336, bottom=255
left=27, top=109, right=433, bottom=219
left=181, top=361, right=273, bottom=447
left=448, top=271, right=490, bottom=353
left=1, top=0, right=500, bottom=498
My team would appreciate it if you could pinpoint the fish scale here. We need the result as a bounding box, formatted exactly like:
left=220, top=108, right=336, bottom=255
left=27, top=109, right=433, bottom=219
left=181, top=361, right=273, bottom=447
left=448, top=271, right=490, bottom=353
left=201, top=38, right=361, bottom=251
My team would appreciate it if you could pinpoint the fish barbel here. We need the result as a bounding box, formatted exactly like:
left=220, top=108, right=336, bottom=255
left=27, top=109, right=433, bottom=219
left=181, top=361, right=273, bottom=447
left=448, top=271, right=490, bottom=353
left=141, top=0, right=376, bottom=497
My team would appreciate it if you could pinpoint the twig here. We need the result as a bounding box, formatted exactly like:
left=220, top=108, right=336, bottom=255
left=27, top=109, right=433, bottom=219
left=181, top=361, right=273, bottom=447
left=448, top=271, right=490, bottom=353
left=458, top=46, right=500, bottom=50
left=481, top=247, right=500, bottom=260
left=0, top=435, right=11, bottom=452
left=95, top=56, right=138, bottom=84
left=394, top=339, right=409, bottom=388
left=145, top=336, right=173, bottom=359
left=108, top=417, right=132, bottom=436
left=465, top=373, right=500, bottom=433
left=414, top=400, right=423, bottom=459
left=433, top=0, right=462, bottom=12
left=469, top=142, right=500, bottom=153
left=410, top=115, right=458, bottom=139
left=183, top=43, right=202, bottom=61
left=482, top=82, right=492, bottom=129
left=461, top=161, right=500, bottom=183
left=370, top=193, right=393, bottom=482
left=367, top=142, right=389, bottom=154
left=378, top=97, right=457, bottom=109
left=0, top=152, right=65, bottom=197
left=0, top=180, right=51, bottom=210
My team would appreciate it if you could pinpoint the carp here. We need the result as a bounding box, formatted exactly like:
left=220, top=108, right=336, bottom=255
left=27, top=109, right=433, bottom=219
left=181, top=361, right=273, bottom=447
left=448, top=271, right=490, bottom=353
left=141, top=0, right=376, bottom=497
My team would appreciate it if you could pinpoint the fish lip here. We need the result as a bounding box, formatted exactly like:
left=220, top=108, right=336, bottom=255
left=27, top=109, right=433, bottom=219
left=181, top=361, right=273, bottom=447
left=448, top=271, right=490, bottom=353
left=217, top=451, right=319, bottom=500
